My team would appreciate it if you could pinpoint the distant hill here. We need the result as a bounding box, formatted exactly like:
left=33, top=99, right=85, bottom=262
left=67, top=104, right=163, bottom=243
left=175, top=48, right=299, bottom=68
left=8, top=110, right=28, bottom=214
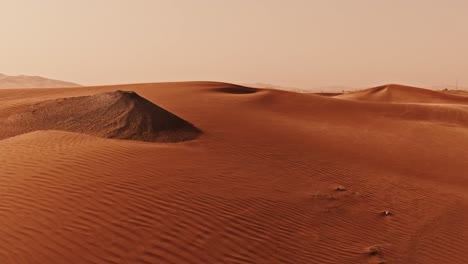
left=0, top=73, right=81, bottom=88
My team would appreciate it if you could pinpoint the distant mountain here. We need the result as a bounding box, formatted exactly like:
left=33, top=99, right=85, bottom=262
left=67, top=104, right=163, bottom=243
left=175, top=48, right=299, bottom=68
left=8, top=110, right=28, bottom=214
left=0, top=73, right=81, bottom=88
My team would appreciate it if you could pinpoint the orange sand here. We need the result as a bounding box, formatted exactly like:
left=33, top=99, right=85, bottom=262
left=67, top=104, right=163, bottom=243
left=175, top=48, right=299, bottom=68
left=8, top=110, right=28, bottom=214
left=1, top=82, right=468, bottom=263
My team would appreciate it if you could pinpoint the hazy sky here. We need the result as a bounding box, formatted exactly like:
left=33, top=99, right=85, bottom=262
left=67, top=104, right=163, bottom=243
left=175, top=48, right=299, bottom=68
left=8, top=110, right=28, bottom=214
left=1, top=0, right=467, bottom=89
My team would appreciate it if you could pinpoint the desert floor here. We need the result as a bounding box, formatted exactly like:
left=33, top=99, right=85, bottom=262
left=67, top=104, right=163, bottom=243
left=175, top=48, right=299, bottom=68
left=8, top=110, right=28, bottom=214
left=1, top=82, right=468, bottom=263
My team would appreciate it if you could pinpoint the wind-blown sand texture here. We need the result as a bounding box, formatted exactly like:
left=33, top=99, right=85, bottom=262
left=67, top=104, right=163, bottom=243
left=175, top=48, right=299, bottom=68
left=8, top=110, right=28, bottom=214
left=1, top=82, right=468, bottom=263
left=1, top=90, right=201, bottom=142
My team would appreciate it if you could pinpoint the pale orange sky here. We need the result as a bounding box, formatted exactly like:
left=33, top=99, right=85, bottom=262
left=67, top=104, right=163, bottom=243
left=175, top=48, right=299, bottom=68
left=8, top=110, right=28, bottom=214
left=1, top=0, right=467, bottom=89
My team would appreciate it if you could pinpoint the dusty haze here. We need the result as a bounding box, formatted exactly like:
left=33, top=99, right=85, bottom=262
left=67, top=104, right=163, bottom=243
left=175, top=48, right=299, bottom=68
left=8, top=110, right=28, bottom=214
left=1, top=0, right=467, bottom=89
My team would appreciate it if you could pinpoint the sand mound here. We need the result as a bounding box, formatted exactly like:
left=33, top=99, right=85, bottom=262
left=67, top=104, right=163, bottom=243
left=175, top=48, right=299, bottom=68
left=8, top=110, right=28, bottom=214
left=2, top=90, right=201, bottom=142
left=336, top=84, right=468, bottom=104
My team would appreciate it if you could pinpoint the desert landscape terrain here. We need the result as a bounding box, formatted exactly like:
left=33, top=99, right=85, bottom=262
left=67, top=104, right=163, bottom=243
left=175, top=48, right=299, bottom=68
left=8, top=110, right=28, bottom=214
left=0, top=73, right=80, bottom=89
left=1, top=81, right=468, bottom=263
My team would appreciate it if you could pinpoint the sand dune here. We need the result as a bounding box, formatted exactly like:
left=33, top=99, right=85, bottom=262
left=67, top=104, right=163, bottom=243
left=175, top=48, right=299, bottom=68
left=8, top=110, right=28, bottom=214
left=0, top=73, right=80, bottom=88
left=1, top=82, right=468, bottom=263
left=1, top=90, right=201, bottom=142
left=336, top=84, right=468, bottom=104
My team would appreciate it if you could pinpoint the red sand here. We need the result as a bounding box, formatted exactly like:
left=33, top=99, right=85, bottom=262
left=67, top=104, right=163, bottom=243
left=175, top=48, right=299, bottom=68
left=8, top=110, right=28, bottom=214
left=1, top=82, right=468, bottom=263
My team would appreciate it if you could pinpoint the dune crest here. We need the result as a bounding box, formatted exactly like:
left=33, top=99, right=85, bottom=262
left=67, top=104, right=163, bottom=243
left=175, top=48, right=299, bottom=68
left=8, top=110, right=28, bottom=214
left=2, top=90, right=201, bottom=142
